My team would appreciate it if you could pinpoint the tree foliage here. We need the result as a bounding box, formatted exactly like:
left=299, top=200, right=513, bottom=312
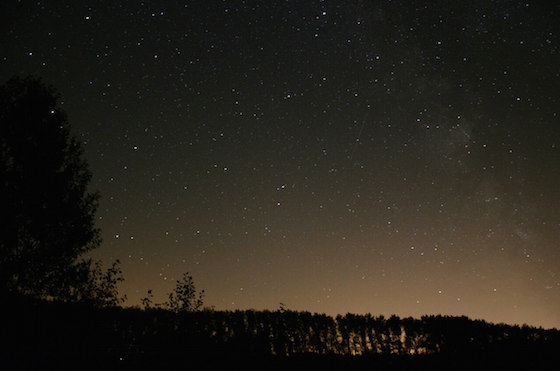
left=140, top=273, right=205, bottom=312
left=165, top=272, right=205, bottom=312
left=63, top=259, right=126, bottom=307
left=0, top=75, right=122, bottom=305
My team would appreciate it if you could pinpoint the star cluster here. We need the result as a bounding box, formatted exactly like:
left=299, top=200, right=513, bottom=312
left=2, top=1, right=559, bottom=328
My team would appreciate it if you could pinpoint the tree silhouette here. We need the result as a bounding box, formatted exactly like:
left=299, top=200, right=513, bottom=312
left=64, top=258, right=125, bottom=307
left=165, top=272, right=205, bottom=312
left=0, top=75, right=122, bottom=305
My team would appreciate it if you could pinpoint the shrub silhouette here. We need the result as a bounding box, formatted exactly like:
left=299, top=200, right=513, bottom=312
left=165, top=272, right=205, bottom=312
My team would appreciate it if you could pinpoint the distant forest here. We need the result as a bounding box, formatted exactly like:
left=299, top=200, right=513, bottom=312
left=3, top=295, right=559, bottom=370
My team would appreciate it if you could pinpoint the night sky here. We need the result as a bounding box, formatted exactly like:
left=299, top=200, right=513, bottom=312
left=2, top=1, right=559, bottom=329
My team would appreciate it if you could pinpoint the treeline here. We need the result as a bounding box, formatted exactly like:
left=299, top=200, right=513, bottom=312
left=150, top=307, right=560, bottom=357
left=3, top=295, right=559, bottom=370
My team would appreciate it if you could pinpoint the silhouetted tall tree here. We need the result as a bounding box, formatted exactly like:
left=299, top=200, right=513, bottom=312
left=0, top=75, right=122, bottom=304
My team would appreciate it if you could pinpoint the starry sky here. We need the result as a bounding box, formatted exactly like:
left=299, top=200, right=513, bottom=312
left=2, top=1, right=559, bottom=329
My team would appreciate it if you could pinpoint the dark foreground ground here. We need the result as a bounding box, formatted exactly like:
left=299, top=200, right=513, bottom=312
left=2, top=295, right=558, bottom=370
left=3, top=348, right=557, bottom=371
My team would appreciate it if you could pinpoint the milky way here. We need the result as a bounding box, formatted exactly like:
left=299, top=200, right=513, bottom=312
left=2, top=1, right=559, bottom=328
